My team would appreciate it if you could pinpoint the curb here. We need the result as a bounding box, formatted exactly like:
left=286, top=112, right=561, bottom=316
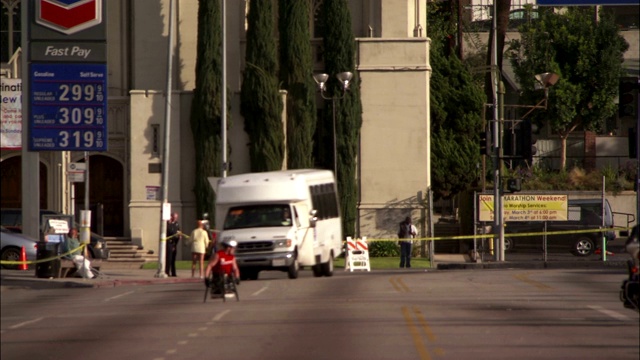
left=436, top=260, right=628, bottom=270
left=0, top=274, right=202, bottom=290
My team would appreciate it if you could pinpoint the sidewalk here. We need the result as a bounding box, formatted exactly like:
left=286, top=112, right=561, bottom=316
left=0, top=267, right=202, bottom=291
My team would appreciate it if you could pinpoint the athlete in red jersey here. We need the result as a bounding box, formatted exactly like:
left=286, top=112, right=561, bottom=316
left=204, top=240, right=240, bottom=287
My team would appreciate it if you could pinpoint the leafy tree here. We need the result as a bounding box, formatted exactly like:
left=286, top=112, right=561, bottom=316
left=509, top=7, right=628, bottom=169
left=427, top=4, right=485, bottom=200
left=320, top=0, right=362, bottom=237
left=278, top=0, right=316, bottom=169
left=240, top=0, right=284, bottom=172
left=190, top=0, right=223, bottom=219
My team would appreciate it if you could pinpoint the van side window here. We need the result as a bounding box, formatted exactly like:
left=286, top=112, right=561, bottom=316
left=310, top=183, right=339, bottom=220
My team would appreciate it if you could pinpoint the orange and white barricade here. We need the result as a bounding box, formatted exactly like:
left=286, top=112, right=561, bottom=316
left=345, top=236, right=370, bottom=272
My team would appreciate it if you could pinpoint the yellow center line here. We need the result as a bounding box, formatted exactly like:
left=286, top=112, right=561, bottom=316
left=514, top=272, right=553, bottom=290
left=412, top=306, right=437, bottom=342
left=402, top=306, right=432, bottom=360
left=389, top=277, right=411, bottom=292
left=389, top=277, right=401, bottom=292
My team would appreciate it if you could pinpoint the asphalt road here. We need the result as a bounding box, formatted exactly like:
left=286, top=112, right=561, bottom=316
left=1, top=268, right=638, bottom=360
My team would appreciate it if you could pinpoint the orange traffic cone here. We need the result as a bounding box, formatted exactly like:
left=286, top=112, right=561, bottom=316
left=19, top=246, right=28, bottom=270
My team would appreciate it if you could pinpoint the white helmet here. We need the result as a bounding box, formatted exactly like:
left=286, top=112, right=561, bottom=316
left=223, top=240, right=238, bottom=248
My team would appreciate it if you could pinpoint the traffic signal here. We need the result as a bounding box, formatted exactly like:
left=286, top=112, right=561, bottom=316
left=479, top=131, right=490, bottom=155
left=521, top=119, right=537, bottom=163
left=619, top=77, right=638, bottom=118
left=506, top=178, right=521, bottom=192
left=630, top=127, right=637, bottom=159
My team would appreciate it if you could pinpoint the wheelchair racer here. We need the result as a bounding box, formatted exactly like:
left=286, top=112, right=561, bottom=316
left=204, top=240, right=240, bottom=291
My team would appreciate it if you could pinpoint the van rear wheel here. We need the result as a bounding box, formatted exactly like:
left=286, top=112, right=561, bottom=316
left=321, top=256, right=334, bottom=277
left=573, top=237, right=595, bottom=257
left=312, top=264, right=323, bottom=277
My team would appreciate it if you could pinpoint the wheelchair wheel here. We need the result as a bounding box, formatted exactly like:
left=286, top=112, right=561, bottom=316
left=203, top=273, right=216, bottom=303
left=227, top=274, right=239, bottom=302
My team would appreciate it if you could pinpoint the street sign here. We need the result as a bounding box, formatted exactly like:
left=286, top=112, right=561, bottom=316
left=29, top=63, right=107, bottom=151
left=67, top=162, right=86, bottom=182
left=479, top=194, right=568, bottom=222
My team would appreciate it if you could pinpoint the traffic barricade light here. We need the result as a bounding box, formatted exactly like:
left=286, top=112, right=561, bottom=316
left=618, top=77, right=638, bottom=118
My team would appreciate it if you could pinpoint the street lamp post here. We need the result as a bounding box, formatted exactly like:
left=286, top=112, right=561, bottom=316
left=313, top=72, right=353, bottom=178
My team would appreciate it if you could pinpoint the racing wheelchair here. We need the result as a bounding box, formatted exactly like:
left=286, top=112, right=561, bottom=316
left=203, top=272, right=239, bottom=303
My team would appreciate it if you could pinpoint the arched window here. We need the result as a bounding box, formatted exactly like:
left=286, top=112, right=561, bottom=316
left=1, top=0, right=22, bottom=63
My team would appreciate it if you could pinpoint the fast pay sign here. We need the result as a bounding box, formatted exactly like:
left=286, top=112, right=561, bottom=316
left=478, top=194, right=568, bottom=222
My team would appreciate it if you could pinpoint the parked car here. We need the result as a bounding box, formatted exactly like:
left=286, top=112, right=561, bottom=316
left=1, top=226, right=39, bottom=269
left=0, top=209, right=109, bottom=260
left=503, top=199, right=616, bottom=256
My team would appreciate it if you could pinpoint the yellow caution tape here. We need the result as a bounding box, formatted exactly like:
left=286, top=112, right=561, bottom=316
left=346, top=226, right=631, bottom=243
left=0, top=243, right=87, bottom=266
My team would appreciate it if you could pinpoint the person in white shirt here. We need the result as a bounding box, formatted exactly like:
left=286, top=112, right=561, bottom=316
left=398, top=216, right=417, bottom=268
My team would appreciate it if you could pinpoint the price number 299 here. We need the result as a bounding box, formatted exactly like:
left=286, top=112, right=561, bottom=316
left=58, top=83, right=104, bottom=102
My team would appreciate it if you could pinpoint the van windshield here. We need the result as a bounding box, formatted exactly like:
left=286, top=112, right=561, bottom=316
left=223, top=205, right=292, bottom=230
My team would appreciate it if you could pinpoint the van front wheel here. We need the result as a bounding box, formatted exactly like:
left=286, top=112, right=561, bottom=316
left=287, top=257, right=299, bottom=279
left=572, top=237, right=595, bottom=257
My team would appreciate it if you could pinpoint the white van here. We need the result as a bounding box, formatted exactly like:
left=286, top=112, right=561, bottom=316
left=211, top=169, right=343, bottom=280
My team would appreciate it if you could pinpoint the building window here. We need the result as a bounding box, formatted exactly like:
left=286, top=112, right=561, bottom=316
left=312, top=0, right=324, bottom=39
left=1, top=0, right=22, bottom=63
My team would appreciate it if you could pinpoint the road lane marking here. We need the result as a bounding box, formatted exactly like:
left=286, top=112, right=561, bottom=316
left=514, top=273, right=552, bottom=290
left=104, top=290, right=135, bottom=302
left=402, top=306, right=432, bottom=360
left=9, top=317, right=44, bottom=329
left=213, top=309, right=231, bottom=321
left=252, top=285, right=269, bottom=297
left=588, top=305, right=632, bottom=321
left=412, top=306, right=436, bottom=342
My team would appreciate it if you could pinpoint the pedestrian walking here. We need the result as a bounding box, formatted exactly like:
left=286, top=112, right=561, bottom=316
left=397, top=216, right=417, bottom=268
left=189, top=220, right=210, bottom=278
left=165, top=212, right=181, bottom=277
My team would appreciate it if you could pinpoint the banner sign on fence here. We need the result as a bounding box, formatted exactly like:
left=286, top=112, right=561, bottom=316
left=479, top=194, right=568, bottom=222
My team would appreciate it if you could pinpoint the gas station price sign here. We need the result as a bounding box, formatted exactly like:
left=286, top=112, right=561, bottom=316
left=30, top=63, right=107, bottom=151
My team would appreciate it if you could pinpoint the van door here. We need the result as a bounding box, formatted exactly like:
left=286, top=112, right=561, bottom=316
left=293, top=205, right=314, bottom=265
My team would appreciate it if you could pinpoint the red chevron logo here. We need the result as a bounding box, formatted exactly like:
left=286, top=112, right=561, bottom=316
left=36, top=0, right=102, bottom=35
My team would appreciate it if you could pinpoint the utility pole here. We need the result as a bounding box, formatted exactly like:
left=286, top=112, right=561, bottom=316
left=155, top=0, right=176, bottom=278
left=491, top=1, right=503, bottom=262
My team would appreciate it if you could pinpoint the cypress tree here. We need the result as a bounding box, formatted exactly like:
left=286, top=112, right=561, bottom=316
left=428, top=4, right=485, bottom=200
left=240, top=0, right=284, bottom=172
left=321, top=0, right=362, bottom=237
left=278, top=0, right=316, bottom=169
left=190, top=0, right=223, bottom=219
